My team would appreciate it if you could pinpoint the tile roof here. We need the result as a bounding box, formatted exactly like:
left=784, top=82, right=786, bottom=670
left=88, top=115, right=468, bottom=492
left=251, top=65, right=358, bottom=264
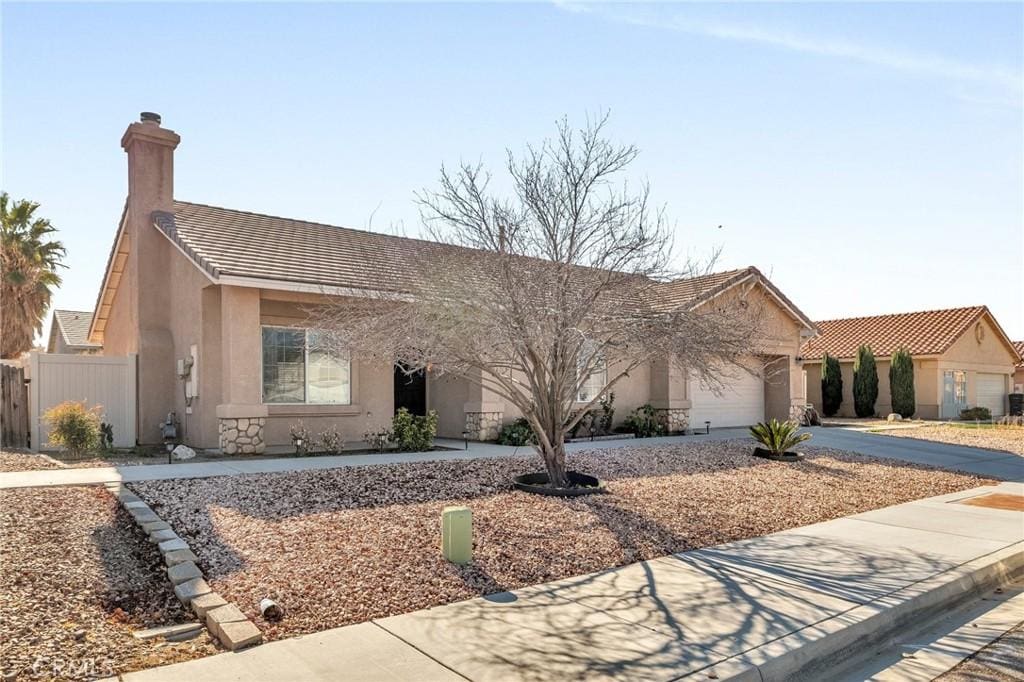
left=53, top=310, right=101, bottom=348
left=655, top=268, right=752, bottom=309
left=800, top=306, right=993, bottom=360
left=155, top=201, right=474, bottom=295
left=152, top=201, right=815, bottom=330
left=1014, top=341, right=1024, bottom=367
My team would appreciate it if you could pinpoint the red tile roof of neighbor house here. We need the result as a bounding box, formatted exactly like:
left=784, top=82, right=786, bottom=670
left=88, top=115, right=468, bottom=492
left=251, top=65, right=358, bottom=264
left=800, top=306, right=1019, bottom=361
left=150, top=201, right=817, bottom=329
left=1014, top=341, right=1024, bottom=367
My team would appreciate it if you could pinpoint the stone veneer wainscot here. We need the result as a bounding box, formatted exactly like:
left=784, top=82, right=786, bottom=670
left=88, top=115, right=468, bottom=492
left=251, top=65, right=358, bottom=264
left=465, top=411, right=503, bottom=441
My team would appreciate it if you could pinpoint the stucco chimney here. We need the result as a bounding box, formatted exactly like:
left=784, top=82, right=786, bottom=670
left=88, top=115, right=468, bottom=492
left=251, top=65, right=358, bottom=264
left=120, top=112, right=180, bottom=444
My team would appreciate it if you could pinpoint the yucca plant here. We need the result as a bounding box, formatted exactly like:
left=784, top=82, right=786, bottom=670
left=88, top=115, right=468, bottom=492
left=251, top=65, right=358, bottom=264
left=749, top=419, right=811, bottom=456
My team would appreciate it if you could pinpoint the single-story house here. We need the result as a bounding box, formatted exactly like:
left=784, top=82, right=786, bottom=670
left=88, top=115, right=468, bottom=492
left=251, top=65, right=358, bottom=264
left=85, top=113, right=818, bottom=452
left=802, top=307, right=1021, bottom=419
left=46, top=310, right=102, bottom=354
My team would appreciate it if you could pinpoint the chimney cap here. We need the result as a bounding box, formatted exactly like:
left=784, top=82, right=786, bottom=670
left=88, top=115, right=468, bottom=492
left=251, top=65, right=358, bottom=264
left=140, top=112, right=162, bottom=124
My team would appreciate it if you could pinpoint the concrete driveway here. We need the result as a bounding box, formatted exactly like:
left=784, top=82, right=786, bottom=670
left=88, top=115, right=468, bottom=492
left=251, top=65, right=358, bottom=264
left=609, top=426, right=1023, bottom=481
left=779, top=426, right=1023, bottom=481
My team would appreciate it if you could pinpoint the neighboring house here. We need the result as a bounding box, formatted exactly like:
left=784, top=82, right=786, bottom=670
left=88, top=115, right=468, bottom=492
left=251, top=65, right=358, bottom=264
left=802, top=307, right=1021, bottom=419
left=1013, top=341, right=1024, bottom=394
left=46, top=310, right=102, bottom=354
left=85, top=113, right=817, bottom=452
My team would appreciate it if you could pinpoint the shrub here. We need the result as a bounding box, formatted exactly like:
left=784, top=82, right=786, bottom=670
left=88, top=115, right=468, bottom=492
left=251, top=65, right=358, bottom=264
left=820, top=353, right=843, bottom=417
left=749, top=419, right=811, bottom=455
left=853, top=345, right=878, bottom=418
left=960, top=406, right=991, bottom=421
left=623, top=404, right=666, bottom=438
left=316, top=426, right=344, bottom=455
left=598, top=392, right=616, bottom=434
left=391, top=408, right=438, bottom=451
left=568, top=410, right=592, bottom=438
left=42, top=400, right=101, bottom=456
left=889, top=348, right=915, bottom=418
left=290, top=421, right=311, bottom=455
left=498, top=417, right=534, bottom=446
left=363, top=427, right=392, bottom=452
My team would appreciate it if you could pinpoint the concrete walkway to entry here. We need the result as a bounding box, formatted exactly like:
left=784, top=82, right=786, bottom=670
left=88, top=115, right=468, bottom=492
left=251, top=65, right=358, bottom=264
left=112, top=481, right=1024, bottom=681
left=2, top=426, right=1021, bottom=489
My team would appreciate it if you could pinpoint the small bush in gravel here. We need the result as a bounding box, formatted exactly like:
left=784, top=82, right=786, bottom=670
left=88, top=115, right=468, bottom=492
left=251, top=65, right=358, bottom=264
left=749, top=419, right=811, bottom=455
left=316, top=426, right=344, bottom=455
left=623, top=404, right=666, bottom=438
left=290, top=421, right=312, bottom=456
left=391, top=408, right=438, bottom=451
left=42, top=400, right=101, bottom=456
left=498, top=418, right=535, bottom=446
left=960, top=406, right=992, bottom=421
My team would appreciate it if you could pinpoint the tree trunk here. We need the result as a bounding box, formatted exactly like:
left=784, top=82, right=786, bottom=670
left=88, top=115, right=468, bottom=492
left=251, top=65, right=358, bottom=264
left=540, top=429, right=570, bottom=488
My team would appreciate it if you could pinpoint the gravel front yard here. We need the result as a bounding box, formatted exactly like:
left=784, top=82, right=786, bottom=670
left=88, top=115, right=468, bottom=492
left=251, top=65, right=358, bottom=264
left=882, top=424, right=1024, bottom=456
left=131, top=440, right=991, bottom=641
left=0, top=450, right=63, bottom=472
left=0, top=486, right=220, bottom=681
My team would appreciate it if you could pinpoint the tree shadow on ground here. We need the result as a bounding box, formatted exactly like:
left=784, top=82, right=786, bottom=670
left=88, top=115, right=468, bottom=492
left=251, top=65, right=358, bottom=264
left=394, top=500, right=953, bottom=681
left=122, top=440, right=988, bottom=635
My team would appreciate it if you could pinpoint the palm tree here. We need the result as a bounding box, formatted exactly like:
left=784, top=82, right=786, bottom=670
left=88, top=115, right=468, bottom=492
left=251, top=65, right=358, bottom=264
left=1, top=192, right=66, bottom=358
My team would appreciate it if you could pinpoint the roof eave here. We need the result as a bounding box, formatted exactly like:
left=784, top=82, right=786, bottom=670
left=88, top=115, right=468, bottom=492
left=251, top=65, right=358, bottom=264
left=88, top=200, right=130, bottom=344
left=692, top=267, right=819, bottom=335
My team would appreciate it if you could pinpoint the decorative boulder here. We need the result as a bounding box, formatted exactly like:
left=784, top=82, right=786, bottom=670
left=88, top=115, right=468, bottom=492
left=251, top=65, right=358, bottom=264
left=172, top=445, right=197, bottom=460
left=886, top=413, right=903, bottom=422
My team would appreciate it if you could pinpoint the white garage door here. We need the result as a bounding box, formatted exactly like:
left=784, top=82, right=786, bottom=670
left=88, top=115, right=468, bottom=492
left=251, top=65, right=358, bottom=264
left=976, top=373, right=1006, bottom=417
left=689, top=362, right=765, bottom=428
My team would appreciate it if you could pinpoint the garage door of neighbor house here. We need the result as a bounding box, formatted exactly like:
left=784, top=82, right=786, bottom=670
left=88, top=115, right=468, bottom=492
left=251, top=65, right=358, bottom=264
left=29, top=352, right=137, bottom=450
left=976, top=373, right=1007, bottom=417
left=689, top=361, right=765, bottom=428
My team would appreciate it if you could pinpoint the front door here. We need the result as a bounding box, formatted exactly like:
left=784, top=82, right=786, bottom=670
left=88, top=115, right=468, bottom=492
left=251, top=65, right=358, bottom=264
left=394, top=364, right=426, bottom=416
left=942, top=370, right=967, bottom=418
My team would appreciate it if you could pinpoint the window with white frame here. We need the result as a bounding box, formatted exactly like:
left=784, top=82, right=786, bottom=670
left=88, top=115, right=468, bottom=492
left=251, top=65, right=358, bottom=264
left=576, top=343, right=607, bottom=403
left=262, top=326, right=351, bottom=404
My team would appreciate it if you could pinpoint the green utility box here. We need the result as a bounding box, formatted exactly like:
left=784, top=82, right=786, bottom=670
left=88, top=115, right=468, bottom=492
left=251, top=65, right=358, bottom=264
left=442, top=506, right=472, bottom=565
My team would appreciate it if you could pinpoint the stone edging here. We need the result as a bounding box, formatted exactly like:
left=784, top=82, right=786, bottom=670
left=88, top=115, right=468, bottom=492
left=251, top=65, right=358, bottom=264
left=104, top=482, right=263, bottom=651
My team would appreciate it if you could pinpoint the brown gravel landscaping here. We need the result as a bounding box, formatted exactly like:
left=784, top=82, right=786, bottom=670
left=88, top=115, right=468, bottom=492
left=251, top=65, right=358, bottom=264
left=0, top=450, right=63, bottom=472
left=0, top=486, right=221, bottom=681
left=130, top=439, right=992, bottom=642
left=881, top=424, right=1024, bottom=456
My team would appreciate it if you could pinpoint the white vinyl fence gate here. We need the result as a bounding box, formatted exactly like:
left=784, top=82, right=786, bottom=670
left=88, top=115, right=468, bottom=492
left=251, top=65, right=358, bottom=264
left=30, top=352, right=137, bottom=451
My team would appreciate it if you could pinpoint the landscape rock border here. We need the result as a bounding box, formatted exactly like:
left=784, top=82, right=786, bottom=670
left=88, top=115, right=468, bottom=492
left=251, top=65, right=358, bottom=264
left=104, top=482, right=263, bottom=652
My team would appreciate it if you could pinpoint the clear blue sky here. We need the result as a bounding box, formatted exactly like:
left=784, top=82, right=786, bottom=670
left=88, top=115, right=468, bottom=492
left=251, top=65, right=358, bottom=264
left=3, top=2, right=1022, bottom=341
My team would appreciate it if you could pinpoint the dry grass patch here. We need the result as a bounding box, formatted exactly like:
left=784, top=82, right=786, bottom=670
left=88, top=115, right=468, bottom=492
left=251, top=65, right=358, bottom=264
left=0, top=486, right=220, bottom=681
left=883, top=424, right=1024, bottom=456
left=129, top=440, right=990, bottom=642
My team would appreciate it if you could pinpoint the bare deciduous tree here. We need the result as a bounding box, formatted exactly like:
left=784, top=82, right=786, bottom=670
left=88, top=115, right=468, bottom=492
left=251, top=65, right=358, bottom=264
left=315, top=116, right=764, bottom=488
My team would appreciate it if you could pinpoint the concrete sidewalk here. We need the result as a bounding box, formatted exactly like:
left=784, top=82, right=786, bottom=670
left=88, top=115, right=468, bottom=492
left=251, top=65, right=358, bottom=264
left=113, top=481, right=1024, bottom=682
left=3, top=426, right=1020, bottom=489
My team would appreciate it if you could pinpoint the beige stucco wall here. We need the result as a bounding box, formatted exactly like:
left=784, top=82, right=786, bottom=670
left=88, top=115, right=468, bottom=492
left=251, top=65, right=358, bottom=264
left=257, top=295, right=395, bottom=448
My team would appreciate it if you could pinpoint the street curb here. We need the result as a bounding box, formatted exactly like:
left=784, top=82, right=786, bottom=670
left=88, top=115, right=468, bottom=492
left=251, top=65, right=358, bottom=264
left=703, top=542, right=1024, bottom=681
left=105, top=482, right=264, bottom=652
